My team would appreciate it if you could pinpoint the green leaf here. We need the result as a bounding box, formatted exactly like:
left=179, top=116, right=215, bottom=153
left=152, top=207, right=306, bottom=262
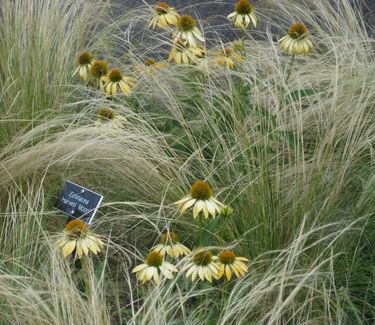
left=285, top=130, right=299, bottom=151
left=202, top=217, right=220, bottom=246
left=95, top=260, right=105, bottom=282
left=287, top=88, right=317, bottom=103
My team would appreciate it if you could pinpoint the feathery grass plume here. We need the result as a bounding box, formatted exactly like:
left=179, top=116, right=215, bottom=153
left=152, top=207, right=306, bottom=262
left=227, top=0, right=257, bottom=29
left=184, top=248, right=219, bottom=282
left=1, top=0, right=375, bottom=323
left=0, top=0, right=111, bottom=143
left=175, top=180, right=224, bottom=219
left=148, top=2, right=179, bottom=29
left=279, top=22, right=313, bottom=55
left=173, top=14, right=205, bottom=47
left=101, top=68, right=136, bottom=95
left=132, top=251, right=178, bottom=284
left=73, top=51, right=93, bottom=80
left=214, top=250, right=249, bottom=280
left=151, top=231, right=191, bottom=257
left=56, top=219, right=104, bottom=259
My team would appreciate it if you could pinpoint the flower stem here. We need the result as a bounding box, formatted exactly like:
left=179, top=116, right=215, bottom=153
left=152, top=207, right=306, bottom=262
left=285, top=53, right=295, bottom=85
left=241, top=28, right=246, bottom=60
left=80, top=258, right=91, bottom=298
left=279, top=53, right=296, bottom=111
left=198, top=216, right=203, bottom=246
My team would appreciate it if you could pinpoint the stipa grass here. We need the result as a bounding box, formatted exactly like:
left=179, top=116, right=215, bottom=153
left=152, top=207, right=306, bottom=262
left=0, top=0, right=374, bottom=324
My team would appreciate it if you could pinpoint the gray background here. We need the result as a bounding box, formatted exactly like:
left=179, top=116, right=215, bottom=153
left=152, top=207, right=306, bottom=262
left=113, top=0, right=375, bottom=38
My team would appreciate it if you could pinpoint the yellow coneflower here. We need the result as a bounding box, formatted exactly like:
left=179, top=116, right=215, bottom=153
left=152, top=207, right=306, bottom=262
left=214, top=47, right=242, bottom=69
left=279, top=22, right=313, bottom=55
left=90, top=60, right=109, bottom=88
left=133, top=58, right=168, bottom=75
left=56, top=219, right=104, bottom=259
left=132, top=251, right=178, bottom=284
left=175, top=180, right=224, bottom=219
left=101, top=68, right=136, bottom=96
left=73, top=51, right=93, bottom=81
left=97, top=107, right=115, bottom=121
left=227, top=0, right=257, bottom=30
left=94, top=107, right=127, bottom=129
left=168, top=40, right=204, bottom=65
left=152, top=231, right=191, bottom=258
left=173, top=15, right=204, bottom=47
left=148, top=2, right=180, bottom=29
left=144, top=58, right=168, bottom=69
left=184, top=249, right=219, bottom=282
left=90, top=60, right=109, bottom=79
left=215, top=250, right=249, bottom=280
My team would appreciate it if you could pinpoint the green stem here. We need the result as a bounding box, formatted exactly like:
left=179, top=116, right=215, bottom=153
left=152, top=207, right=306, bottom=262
left=285, top=53, right=295, bottom=84
left=80, top=258, right=91, bottom=298
left=198, top=216, right=203, bottom=246
left=279, top=54, right=296, bottom=111
left=241, top=29, right=245, bottom=58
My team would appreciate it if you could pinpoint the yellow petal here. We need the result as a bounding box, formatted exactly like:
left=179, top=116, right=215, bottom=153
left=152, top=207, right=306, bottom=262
left=79, top=66, right=88, bottom=81
left=76, top=241, right=83, bottom=258
left=132, top=263, right=148, bottom=273
left=62, top=240, right=76, bottom=257
left=180, top=199, right=196, bottom=214
left=119, top=80, right=131, bottom=95
left=225, top=265, right=232, bottom=281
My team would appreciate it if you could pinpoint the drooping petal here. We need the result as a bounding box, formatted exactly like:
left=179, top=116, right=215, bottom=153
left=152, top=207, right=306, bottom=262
left=250, top=13, right=257, bottom=28
left=203, top=201, right=209, bottom=219
left=175, top=52, right=182, bottom=64
left=111, top=83, right=117, bottom=96
left=152, top=268, right=160, bottom=284
left=180, top=198, right=196, bottom=214
left=225, top=265, right=232, bottom=281
left=227, top=12, right=236, bottom=19
left=132, top=263, right=148, bottom=273
left=119, top=80, right=131, bottom=95
left=193, top=200, right=205, bottom=218
left=76, top=241, right=83, bottom=258
left=205, top=200, right=217, bottom=217
left=79, top=66, right=88, bottom=81
left=62, top=240, right=76, bottom=257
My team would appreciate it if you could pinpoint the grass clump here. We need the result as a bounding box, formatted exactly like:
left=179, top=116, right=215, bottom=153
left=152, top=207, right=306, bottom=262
left=0, top=0, right=374, bottom=324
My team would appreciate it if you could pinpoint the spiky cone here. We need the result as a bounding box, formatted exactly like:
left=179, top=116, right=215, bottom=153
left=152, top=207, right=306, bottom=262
left=101, top=68, right=136, bottom=96
left=132, top=251, right=178, bottom=284
left=215, top=250, right=249, bottom=280
left=56, top=219, right=104, bottom=259
left=172, top=15, right=204, bottom=47
left=151, top=231, right=191, bottom=258
left=73, top=51, right=93, bottom=81
left=148, top=2, right=180, bottom=29
left=279, top=22, right=313, bottom=55
left=184, top=249, right=219, bottom=282
left=175, top=180, right=224, bottom=219
left=227, top=0, right=257, bottom=30
left=94, top=107, right=126, bottom=129
left=90, top=60, right=109, bottom=88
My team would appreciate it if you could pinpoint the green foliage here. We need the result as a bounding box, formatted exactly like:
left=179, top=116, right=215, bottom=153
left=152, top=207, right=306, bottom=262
left=0, top=0, right=374, bottom=324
